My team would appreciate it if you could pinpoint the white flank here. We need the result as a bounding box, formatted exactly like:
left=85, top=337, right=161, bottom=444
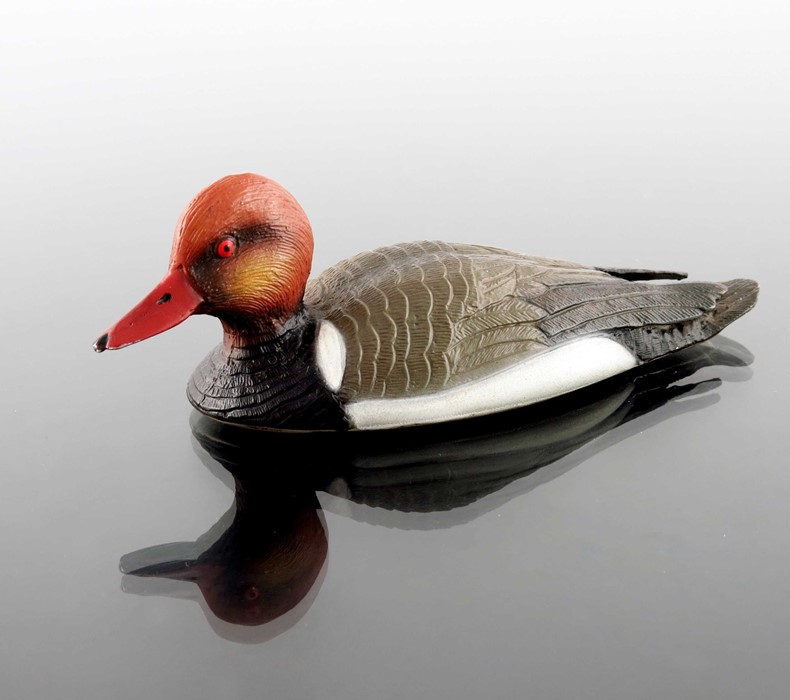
left=346, top=337, right=638, bottom=430
left=315, top=321, right=347, bottom=392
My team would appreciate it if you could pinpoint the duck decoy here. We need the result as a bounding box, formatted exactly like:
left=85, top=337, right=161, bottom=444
left=94, top=173, right=758, bottom=431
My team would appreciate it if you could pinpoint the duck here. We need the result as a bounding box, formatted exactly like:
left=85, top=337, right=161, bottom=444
left=94, top=173, right=758, bottom=431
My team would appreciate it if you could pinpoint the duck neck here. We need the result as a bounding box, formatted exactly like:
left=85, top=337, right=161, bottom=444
left=188, top=307, right=348, bottom=430
left=219, top=309, right=302, bottom=352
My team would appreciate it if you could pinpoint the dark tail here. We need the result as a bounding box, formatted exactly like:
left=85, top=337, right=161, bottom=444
left=610, top=278, right=759, bottom=362
left=708, top=279, right=759, bottom=334
left=595, top=266, right=688, bottom=281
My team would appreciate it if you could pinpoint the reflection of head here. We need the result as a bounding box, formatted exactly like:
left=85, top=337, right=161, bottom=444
left=124, top=486, right=328, bottom=631
left=192, top=504, right=328, bottom=627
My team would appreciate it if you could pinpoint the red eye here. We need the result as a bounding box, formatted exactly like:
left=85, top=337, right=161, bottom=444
left=216, top=238, right=236, bottom=258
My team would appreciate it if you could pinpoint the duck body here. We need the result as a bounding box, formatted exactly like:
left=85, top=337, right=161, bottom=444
left=95, top=175, right=758, bottom=431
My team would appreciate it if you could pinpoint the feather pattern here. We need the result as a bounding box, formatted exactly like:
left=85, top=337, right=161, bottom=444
left=304, top=241, right=756, bottom=402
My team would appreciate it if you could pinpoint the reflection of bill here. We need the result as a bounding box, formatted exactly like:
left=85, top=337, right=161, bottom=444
left=121, top=336, right=751, bottom=641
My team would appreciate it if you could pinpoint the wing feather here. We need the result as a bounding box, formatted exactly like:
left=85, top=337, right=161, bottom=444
left=304, top=241, right=741, bottom=401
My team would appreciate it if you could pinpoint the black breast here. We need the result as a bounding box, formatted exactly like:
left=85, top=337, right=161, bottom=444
left=187, top=312, right=349, bottom=430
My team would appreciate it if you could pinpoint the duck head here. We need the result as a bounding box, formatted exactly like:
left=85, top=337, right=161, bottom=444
left=94, top=173, right=313, bottom=352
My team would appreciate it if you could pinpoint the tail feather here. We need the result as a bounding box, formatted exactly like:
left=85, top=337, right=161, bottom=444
left=708, top=279, right=759, bottom=333
left=611, top=278, right=758, bottom=362
left=595, top=266, right=688, bottom=281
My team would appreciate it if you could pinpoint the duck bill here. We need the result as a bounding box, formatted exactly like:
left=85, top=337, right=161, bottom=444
left=125, top=558, right=203, bottom=581
left=94, top=267, right=204, bottom=352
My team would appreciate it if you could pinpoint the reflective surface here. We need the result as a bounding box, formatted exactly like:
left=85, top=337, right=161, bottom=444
left=2, top=2, right=789, bottom=698
left=121, top=340, right=753, bottom=643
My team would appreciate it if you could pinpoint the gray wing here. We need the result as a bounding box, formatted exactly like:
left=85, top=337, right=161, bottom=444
left=304, top=241, right=756, bottom=401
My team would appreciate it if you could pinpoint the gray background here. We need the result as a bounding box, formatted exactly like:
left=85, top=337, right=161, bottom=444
left=1, top=1, right=788, bottom=698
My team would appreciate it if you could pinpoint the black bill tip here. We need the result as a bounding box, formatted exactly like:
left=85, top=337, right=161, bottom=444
left=93, top=333, right=109, bottom=353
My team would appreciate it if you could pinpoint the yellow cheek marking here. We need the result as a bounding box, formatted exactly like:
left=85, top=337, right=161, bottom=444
left=222, top=248, right=299, bottom=310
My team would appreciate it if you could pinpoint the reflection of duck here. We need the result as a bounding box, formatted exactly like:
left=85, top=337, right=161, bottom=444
left=121, top=337, right=751, bottom=641
left=95, top=174, right=758, bottom=430
left=121, top=474, right=327, bottom=642
left=195, top=337, right=753, bottom=522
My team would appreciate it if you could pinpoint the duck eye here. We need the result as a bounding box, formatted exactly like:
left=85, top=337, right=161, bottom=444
left=216, top=238, right=236, bottom=258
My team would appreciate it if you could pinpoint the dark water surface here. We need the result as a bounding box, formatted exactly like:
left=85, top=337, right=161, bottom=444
left=2, top=3, right=789, bottom=698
